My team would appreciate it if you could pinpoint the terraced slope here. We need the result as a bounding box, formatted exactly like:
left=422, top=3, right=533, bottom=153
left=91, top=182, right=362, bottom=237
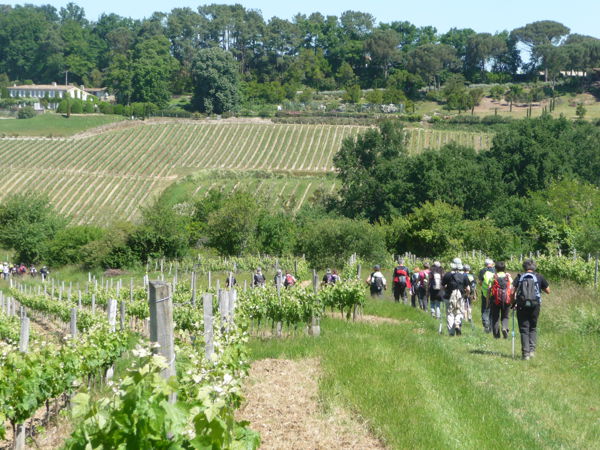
left=0, top=121, right=493, bottom=223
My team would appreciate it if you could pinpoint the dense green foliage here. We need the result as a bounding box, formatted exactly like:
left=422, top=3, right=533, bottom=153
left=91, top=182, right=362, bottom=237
left=0, top=4, right=598, bottom=112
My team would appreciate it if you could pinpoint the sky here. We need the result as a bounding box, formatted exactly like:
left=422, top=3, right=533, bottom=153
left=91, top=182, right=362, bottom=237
left=5, top=0, right=600, bottom=38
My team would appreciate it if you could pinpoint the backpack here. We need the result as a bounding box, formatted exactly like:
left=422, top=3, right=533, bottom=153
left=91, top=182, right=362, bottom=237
left=419, top=271, right=430, bottom=290
left=467, top=274, right=476, bottom=294
left=284, top=274, right=295, bottom=287
left=371, top=273, right=384, bottom=292
left=394, top=267, right=408, bottom=286
left=432, top=272, right=442, bottom=290
left=491, top=273, right=511, bottom=306
left=482, top=270, right=495, bottom=296
left=447, top=272, right=465, bottom=294
left=516, top=273, right=540, bottom=308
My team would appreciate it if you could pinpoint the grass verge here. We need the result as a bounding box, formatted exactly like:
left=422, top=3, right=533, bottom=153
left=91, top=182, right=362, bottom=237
left=0, top=114, right=124, bottom=137
left=248, top=284, right=600, bottom=449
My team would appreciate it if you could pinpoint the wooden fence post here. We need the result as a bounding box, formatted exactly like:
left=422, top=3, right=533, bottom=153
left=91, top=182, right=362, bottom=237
left=107, top=299, right=117, bottom=332
left=310, top=270, right=320, bottom=336
left=594, top=254, right=598, bottom=290
left=120, top=301, right=126, bottom=331
left=191, top=271, right=196, bottom=306
left=91, top=294, right=96, bottom=314
left=19, top=315, right=30, bottom=353
left=70, top=308, right=78, bottom=338
left=203, top=293, right=214, bottom=360
left=148, top=281, right=176, bottom=382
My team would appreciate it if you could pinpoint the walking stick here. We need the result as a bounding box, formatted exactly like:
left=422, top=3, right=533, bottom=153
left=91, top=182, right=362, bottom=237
left=511, top=308, right=516, bottom=359
left=438, top=299, right=443, bottom=335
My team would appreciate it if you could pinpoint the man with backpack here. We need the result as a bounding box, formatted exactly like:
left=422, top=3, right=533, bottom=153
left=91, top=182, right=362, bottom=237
left=489, top=261, right=513, bottom=339
left=392, top=259, right=411, bottom=304
left=322, top=268, right=336, bottom=286
left=253, top=268, right=266, bottom=287
left=429, top=261, right=444, bottom=319
left=479, top=259, right=496, bottom=333
left=463, top=265, right=477, bottom=326
left=410, top=266, right=420, bottom=307
left=512, top=259, right=550, bottom=360
left=283, top=271, right=296, bottom=289
left=442, top=259, right=470, bottom=336
left=367, top=265, right=387, bottom=298
left=418, top=263, right=431, bottom=311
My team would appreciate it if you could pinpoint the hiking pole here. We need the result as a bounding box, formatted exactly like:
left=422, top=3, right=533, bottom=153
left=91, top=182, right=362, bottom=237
left=511, top=308, right=516, bottom=359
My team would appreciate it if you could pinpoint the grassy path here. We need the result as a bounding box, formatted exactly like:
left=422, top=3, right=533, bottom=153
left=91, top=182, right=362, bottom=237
left=249, top=293, right=599, bottom=449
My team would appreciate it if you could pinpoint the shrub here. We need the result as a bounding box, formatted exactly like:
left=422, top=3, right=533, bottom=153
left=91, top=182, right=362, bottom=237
left=17, top=106, right=35, bottom=119
left=46, top=225, right=105, bottom=266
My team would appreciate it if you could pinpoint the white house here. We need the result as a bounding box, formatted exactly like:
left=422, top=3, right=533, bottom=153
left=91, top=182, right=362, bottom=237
left=7, top=82, right=91, bottom=110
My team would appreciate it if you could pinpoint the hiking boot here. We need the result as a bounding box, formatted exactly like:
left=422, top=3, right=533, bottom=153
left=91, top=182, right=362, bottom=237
left=455, top=327, right=461, bottom=336
left=522, top=354, right=530, bottom=361
left=530, top=351, right=535, bottom=358
left=502, top=329, right=509, bottom=339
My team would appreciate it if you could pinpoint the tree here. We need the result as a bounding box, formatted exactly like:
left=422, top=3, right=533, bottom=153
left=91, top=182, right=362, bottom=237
left=364, top=28, right=401, bottom=81
left=511, top=21, right=570, bottom=80
left=191, top=47, right=241, bottom=114
left=464, top=33, right=507, bottom=81
left=442, top=74, right=468, bottom=112
left=405, top=44, right=459, bottom=89
left=576, top=103, right=586, bottom=119
left=343, top=84, right=361, bottom=103
left=0, top=193, right=66, bottom=263
left=504, top=84, right=523, bottom=111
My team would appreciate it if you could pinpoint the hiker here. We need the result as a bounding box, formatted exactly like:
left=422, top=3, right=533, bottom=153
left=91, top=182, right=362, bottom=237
left=1, top=263, right=7, bottom=280
left=463, top=265, right=476, bottom=326
left=30, top=265, right=37, bottom=277
left=391, top=259, right=411, bottom=304
left=410, top=267, right=420, bottom=307
left=274, top=269, right=284, bottom=288
left=322, top=268, right=336, bottom=286
left=225, top=274, right=237, bottom=288
left=489, top=261, right=513, bottom=339
left=442, top=258, right=470, bottom=336
left=479, top=259, right=496, bottom=333
left=418, top=263, right=431, bottom=311
left=367, top=265, right=386, bottom=298
left=40, top=266, right=49, bottom=281
left=283, top=271, right=296, bottom=289
left=253, top=268, right=266, bottom=287
left=429, top=261, right=445, bottom=319
left=331, top=270, right=341, bottom=284
left=512, top=259, right=550, bottom=360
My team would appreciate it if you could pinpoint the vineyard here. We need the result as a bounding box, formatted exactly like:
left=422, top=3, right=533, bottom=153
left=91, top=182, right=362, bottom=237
left=0, top=268, right=366, bottom=448
left=0, top=121, right=493, bottom=223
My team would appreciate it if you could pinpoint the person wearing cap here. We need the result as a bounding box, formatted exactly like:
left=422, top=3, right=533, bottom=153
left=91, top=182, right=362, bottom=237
left=463, top=264, right=476, bottom=326
left=367, top=264, right=386, bottom=298
left=478, top=258, right=496, bottom=333
left=391, top=258, right=411, bottom=304
left=253, top=268, right=266, bottom=287
left=273, top=268, right=284, bottom=288
left=429, top=261, right=445, bottom=319
left=322, top=268, right=335, bottom=286
left=442, top=258, right=470, bottom=336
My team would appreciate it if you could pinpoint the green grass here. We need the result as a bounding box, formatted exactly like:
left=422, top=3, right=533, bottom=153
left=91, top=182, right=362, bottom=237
left=248, top=284, right=600, bottom=449
left=0, top=113, right=124, bottom=137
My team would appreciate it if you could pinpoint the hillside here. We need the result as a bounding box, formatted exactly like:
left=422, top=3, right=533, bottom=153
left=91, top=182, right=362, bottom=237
left=0, top=120, right=493, bottom=223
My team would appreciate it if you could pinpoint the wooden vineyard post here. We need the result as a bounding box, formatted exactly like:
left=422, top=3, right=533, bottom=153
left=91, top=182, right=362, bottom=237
left=191, top=271, right=196, bottom=306
left=208, top=271, right=212, bottom=290
left=15, top=312, right=30, bottom=450
left=120, top=301, right=126, bottom=331
left=310, top=270, right=320, bottom=336
left=218, top=289, right=228, bottom=333
left=130, top=278, right=134, bottom=303
left=19, top=314, right=30, bottom=353
left=357, top=264, right=362, bottom=280
left=91, top=294, right=96, bottom=314
left=203, top=293, right=214, bottom=360
left=595, top=254, right=598, bottom=290
left=276, top=277, right=282, bottom=337
left=70, top=308, right=78, bottom=338
left=148, top=281, right=176, bottom=382
left=107, top=299, right=117, bottom=332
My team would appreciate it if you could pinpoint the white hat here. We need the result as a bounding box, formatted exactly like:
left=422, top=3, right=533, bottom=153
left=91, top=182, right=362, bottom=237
left=433, top=261, right=441, bottom=267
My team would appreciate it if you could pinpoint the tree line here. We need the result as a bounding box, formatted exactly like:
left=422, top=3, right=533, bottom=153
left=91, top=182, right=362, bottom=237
left=1, top=3, right=600, bottom=111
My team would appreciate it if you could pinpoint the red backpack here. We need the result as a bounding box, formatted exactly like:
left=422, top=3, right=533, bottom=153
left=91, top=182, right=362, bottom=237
left=491, top=273, right=512, bottom=306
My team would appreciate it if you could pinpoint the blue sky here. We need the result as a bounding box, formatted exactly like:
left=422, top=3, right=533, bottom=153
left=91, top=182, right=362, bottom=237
left=6, top=0, right=599, bottom=38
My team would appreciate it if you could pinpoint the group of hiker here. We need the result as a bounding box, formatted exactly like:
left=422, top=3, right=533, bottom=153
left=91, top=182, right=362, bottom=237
left=250, top=267, right=341, bottom=289
left=367, top=257, right=550, bottom=360
left=1, top=262, right=49, bottom=280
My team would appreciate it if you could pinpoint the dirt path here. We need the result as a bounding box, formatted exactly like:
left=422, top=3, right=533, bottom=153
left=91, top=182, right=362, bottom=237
left=237, top=358, right=385, bottom=449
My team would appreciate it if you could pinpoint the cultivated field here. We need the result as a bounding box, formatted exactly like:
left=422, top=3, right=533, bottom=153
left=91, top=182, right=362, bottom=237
left=0, top=121, right=493, bottom=222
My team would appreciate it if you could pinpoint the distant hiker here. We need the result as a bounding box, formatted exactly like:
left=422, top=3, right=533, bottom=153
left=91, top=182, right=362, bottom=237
left=274, top=269, right=284, bottom=288
left=29, top=265, right=37, bottom=277
left=331, top=270, right=340, bottom=284
left=429, top=261, right=445, bottom=319
left=253, top=268, right=266, bottom=287
left=1, top=263, right=8, bottom=280
left=367, top=265, right=387, bottom=298
left=322, top=268, right=336, bottom=286
left=489, top=261, right=513, bottom=339
left=442, top=258, right=470, bottom=336
left=40, top=266, right=49, bottom=281
left=283, top=271, right=296, bottom=289
left=392, top=259, right=410, bottom=304
left=512, top=259, right=550, bottom=360
left=463, top=265, right=476, bottom=326
left=479, top=259, right=496, bottom=333
left=418, top=263, right=431, bottom=311
left=225, top=274, right=237, bottom=288
left=410, top=267, right=420, bottom=307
